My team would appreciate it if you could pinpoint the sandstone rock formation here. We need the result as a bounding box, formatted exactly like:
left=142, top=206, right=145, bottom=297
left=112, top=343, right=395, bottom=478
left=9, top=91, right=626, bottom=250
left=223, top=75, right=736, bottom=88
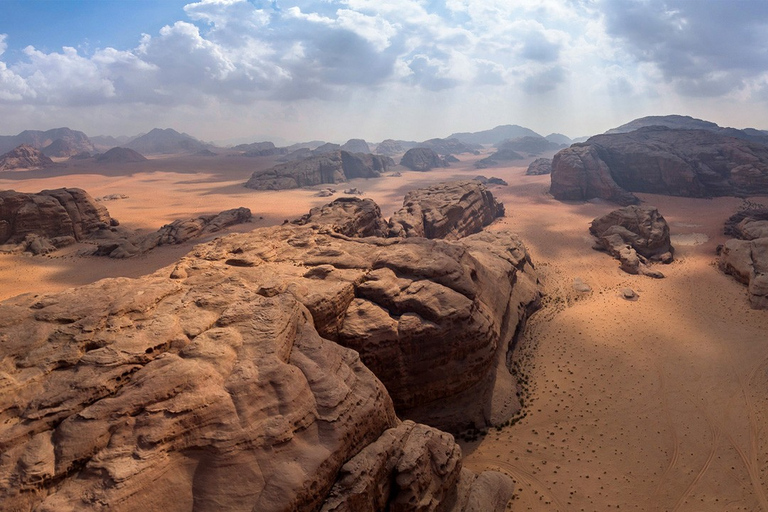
left=0, top=144, right=54, bottom=171
left=400, top=148, right=446, bottom=171
left=590, top=205, right=673, bottom=277
left=0, top=216, right=530, bottom=509
left=449, top=124, right=541, bottom=146
left=0, top=127, right=95, bottom=155
left=0, top=188, right=112, bottom=254
left=526, top=158, right=552, bottom=176
left=388, top=181, right=505, bottom=240
left=340, top=139, right=371, bottom=153
left=474, top=148, right=524, bottom=169
left=605, top=114, right=768, bottom=145
left=495, top=136, right=561, bottom=155
left=90, top=207, right=252, bottom=258
left=292, top=197, right=389, bottom=238
left=96, top=147, right=148, bottom=163
left=124, top=128, right=209, bottom=155
left=719, top=208, right=768, bottom=308
left=550, top=127, right=768, bottom=204
left=418, top=138, right=481, bottom=155
left=245, top=151, right=392, bottom=190
left=373, top=139, right=418, bottom=156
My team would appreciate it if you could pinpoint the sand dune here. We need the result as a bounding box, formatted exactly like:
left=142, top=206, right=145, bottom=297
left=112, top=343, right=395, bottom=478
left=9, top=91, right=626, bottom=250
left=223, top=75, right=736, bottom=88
left=2, top=151, right=767, bottom=510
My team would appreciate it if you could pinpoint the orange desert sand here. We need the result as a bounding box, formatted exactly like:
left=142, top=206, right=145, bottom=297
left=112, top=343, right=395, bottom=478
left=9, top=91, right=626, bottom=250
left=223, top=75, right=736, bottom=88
left=2, top=150, right=767, bottom=511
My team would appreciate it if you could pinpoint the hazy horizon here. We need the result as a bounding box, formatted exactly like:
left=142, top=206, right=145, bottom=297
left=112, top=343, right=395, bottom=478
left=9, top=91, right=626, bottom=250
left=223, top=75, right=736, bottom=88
left=2, top=0, right=768, bottom=143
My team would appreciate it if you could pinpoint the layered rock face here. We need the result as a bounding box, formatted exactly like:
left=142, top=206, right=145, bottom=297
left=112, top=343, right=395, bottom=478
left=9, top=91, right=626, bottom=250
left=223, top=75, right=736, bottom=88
left=400, top=148, right=446, bottom=171
left=0, top=188, right=112, bottom=254
left=0, top=144, right=54, bottom=171
left=719, top=209, right=768, bottom=308
left=91, top=207, right=252, bottom=258
left=551, top=127, right=768, bottom=204
left=245, top=151, right=392, bottom=190
left=0, top=211, right=531, bottom=509
left=388, top=181, right=505, bottom=240
left=292, top=197, right=389, bottom=238
left=526, top=158, right=552, bottom=176
left=590, top=205, right=673, bottom=277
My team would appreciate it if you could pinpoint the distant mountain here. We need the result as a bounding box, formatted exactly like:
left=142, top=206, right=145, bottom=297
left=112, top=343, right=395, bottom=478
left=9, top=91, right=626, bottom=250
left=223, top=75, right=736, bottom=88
left=91, top=135, right=135, bottom=149
left=96, top=147, right=148, bottom=163
left=340, top=139, right=371, bottom=153
left=417, top=138, right=481, bottom=155
left=448, top=125, right=542, bottom=145
left=494, top=136, right=563, bottom=155
left=545, top=133, right=572, bottom=146
left=124, top=128, right=210, bottom=155
left=372, top=139, right=419, bottom=156
left=0, top=144, right=54, bottom=171
left=0, top=127, right=95, bottom=155
left=606, top=114, right=768, bottom=145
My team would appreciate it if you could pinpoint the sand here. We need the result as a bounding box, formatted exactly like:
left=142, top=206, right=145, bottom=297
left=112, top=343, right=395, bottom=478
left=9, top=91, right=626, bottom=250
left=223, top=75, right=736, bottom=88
left=2, top=151, right=768, bottom=510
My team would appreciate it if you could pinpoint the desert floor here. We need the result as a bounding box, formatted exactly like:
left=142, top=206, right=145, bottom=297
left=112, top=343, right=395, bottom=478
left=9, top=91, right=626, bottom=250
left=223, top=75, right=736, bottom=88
left=2, top=151, right=768, bottom=511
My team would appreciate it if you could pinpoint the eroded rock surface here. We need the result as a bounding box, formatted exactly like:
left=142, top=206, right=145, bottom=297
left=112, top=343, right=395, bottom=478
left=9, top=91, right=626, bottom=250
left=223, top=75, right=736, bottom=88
left=245, top=151, right=392, bottom=190
left=90, top=207, right=252, bottom=258
left=526, top=158, right=552, bottom=176
left=388, top=181, right=505, bottom=240
left=590, top=205, right=673, bottom=277
left=292, top=197, right=389, bottom=238
left=0, top=188, right=112, bottom=254
left=400, top=148, right=447, bottom=171
left=719, top=208, right=768, bottom=308
left=551, top=127, right=768, bottom=204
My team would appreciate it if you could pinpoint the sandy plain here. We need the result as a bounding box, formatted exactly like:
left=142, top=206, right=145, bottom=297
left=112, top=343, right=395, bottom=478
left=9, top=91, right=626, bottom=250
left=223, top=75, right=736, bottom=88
left=2, top=149, right=767, bottom=511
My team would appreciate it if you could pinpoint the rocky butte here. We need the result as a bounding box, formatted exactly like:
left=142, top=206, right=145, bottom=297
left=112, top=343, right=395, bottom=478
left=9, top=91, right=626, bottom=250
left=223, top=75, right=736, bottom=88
left=0, top=180, right=538, bottom=511
left=550, top=126, right=768, bottom=205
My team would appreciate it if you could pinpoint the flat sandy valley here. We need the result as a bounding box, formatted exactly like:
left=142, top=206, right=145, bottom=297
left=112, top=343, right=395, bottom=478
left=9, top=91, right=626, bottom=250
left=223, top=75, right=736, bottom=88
left=2, top=151, right=767, bottom=511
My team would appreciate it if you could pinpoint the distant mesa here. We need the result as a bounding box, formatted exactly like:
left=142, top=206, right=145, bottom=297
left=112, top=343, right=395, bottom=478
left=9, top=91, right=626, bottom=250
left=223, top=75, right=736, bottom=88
left=449, top=124, right=542, bottom=145
left=0, top=188, right=113, bottom=254
left=526, top=157, right=552, bottom=175
left=245, top=150, right=393, bottom=190
left=719, top=207, right=768, bottom=308
left=340, top=138, right=371, bottom=153
left=96, top=147, right=148, bottom=163
left=606, top=114, right=768, bottom=145
left=373, top=139, right=418, bottom=156
left=550, top=126, right=768, bottom=205
left=417, top=137, right=481, bottom=155
left=400, top=147, right=447, bottom=171
left=0, top=127, right=95, bottom=156
left=590, top=205, right=673, bottom=278
left=0, top=144, right=54, bottom=171
left=474, top=147, right=524, bottom=169
left=124, top=127, right=210, bottom=155
left=495, top=135, right=562, bottom=155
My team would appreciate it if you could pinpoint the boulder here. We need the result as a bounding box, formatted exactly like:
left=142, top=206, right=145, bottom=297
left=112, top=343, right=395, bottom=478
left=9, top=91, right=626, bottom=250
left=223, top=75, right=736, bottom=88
left=0, top=188, right=112, bottom=254
left=0, top=144, right=54, bottom=171
left=526, top=158, right=552, bottom=176
left=400, top=148, right=446, bottom=171
left=388, top=181, right=505, bottom=240
left=292, top=197, right=389, bottom=238
left=245, top=151, right=391, bottom=190
left=719, top=208, right=768, bottom=308
left=551, top=127, right=768, bottom=204
left=589, top=205, right=673, bottom=277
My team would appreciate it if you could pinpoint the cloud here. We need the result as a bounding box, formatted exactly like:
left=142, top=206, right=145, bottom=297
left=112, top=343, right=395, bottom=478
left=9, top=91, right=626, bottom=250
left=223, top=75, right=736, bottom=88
left=601, top=0, right=768, bottom=97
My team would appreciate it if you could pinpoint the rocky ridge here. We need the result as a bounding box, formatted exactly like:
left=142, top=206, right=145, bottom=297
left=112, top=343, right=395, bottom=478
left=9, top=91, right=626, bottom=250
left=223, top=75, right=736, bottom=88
left=590, top=205, right=674, bottom=278
left=550, top=127, right=768, bottom=205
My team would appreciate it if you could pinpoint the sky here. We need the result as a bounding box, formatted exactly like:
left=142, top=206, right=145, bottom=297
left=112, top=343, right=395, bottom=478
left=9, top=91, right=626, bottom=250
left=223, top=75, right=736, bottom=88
left=2, top=0, right=768, bottom=144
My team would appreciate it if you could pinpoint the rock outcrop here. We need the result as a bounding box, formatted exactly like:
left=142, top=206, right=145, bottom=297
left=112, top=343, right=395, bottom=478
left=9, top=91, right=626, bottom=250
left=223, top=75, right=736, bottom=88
left=526, top=158, right=552, bottom=176
left=96, top=147, right=148, bottom=163
left=400, top=148, right=446, bottom=171
left=90, top=207, right=252, bottom=258
left=0, top=216, right=530, bottom=509
left=474, top=148, right=524, bottom=169
left=719, top=208, right=768, bottom=308
left=292, top=197, right=389, bottom=238
left=245, top=151, right=392, bottom=190
left=0, top=144, right=54, bottom=171
left=388, top=181, right=505, bottom=240
left=0, top=188, right=112, bottom=254
left=340, top=139, right=371, bottom=153
left=550, top=127, right=768, bottom=204
left=590, top=205, right=673, bottom=277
